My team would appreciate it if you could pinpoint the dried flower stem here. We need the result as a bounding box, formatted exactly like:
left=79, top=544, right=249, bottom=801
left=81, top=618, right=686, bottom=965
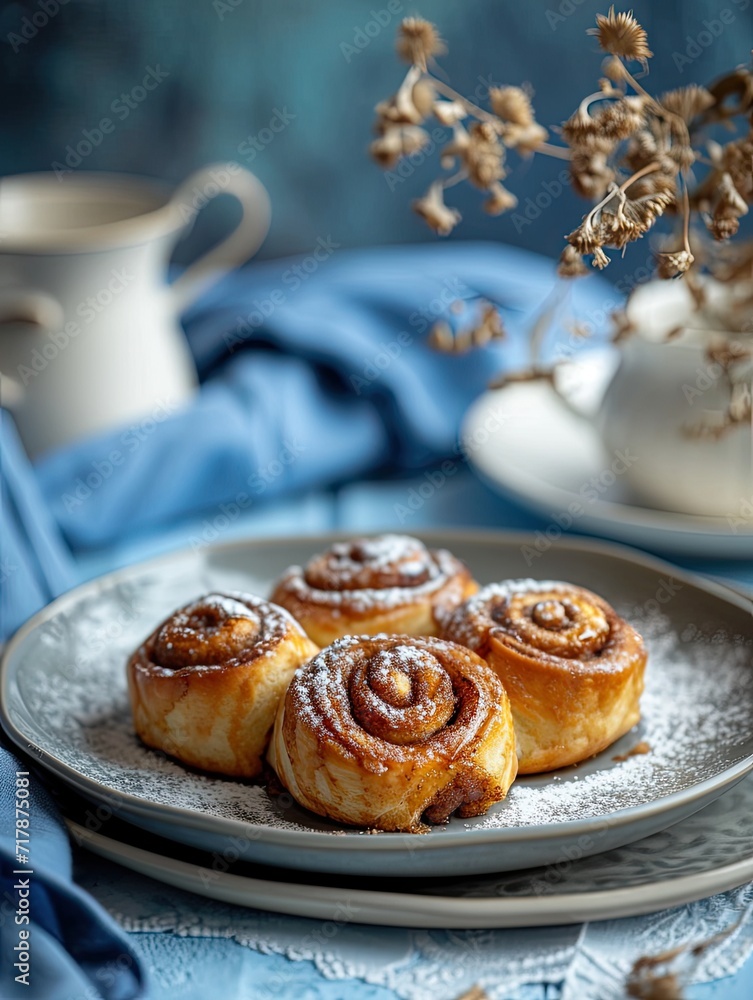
left=374, top=11, right=753, bottom=344
left=578, top=89, right=622, bottom=114
left=681, top=179, right=691, bottom=256
left=582, top=160, right=660, bottom=233
left=431, top=78, right=498, bottom=124
left=430, top=78, right=570, bottom=159
left=372, top=10, right=753, bottom=445
left=441, top=168, right=469, bottom=189
left=618, top=60, right=692, bottom=144
left=529, top=284, right=570, bottom=365
left=530, top=140, right=572, bottom=160
left=620, top=160, right=663, bottom=192
left=617, top=61, right=653, bottom=103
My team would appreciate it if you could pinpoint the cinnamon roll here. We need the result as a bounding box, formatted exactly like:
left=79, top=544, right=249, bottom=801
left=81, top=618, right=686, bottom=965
left=268, top=634, right=517, bottom=832
left=443, top=580, right=647, bottom=773
left=270, top=534, right=477, bottom=646
left=127, top=592, right=318, bottom=777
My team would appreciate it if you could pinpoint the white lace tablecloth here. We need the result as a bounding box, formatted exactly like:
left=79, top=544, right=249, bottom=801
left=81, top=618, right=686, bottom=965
left=73, top=849, right=753, bottom=1000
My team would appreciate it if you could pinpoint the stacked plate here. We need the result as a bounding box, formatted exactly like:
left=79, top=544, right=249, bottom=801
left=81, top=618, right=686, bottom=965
left=2, top=532, right=752, bottom=928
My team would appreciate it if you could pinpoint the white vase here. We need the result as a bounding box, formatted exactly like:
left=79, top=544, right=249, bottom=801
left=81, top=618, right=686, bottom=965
left=598, top=279, right=752, bottom=519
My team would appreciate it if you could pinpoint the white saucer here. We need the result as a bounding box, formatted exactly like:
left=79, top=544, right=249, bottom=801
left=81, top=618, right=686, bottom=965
left=462, top=353, right=753, bottom=559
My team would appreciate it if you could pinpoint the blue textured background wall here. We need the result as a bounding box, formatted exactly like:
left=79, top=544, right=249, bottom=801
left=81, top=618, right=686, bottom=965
left=1, top=0, right=750, bottom=272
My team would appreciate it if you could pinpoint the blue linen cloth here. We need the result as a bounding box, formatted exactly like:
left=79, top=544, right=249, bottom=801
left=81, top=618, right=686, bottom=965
left=0, top=742, right=147, bottom=999
left=34, top=242, right=613, bottom=552
left=0, top=411, right=75, bottom=643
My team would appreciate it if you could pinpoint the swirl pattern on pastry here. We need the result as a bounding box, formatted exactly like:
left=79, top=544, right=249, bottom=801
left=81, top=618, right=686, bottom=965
left=443, top=580, right=647, bottom=773
left=268, top=634, right=517, bottom=831
left=270, top=534, right=478, bottom=646
left=127, top=592, right=318, bottom=777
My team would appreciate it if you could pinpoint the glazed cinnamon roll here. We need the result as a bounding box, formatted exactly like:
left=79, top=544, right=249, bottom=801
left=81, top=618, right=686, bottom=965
left=443, top=580, right=647, bottom=774
left=127, top=592, right=318, bottom=777
left=270, top=534, right=477, bottom=646
left=268, top=634, right=517, bottom=832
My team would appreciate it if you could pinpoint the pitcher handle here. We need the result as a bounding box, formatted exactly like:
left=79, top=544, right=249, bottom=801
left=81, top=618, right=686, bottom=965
left=168, top=164, right=271, bottom=314
left=0, top=290, right=65, bottom=411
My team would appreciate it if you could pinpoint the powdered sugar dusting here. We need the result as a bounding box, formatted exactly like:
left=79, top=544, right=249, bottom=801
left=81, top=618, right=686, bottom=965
left=445, top=578, right=640, bottom=672
left=470, top=608, right=753, bottom=828
left=273, top=535, right=464, bottom=614
left=3, top=549, right=752, bottom=846
left=279, top=570, right=447, bottom=614
left=287, top=635, right=486, bottom=768
left=446, top=580, right=567, bottom=649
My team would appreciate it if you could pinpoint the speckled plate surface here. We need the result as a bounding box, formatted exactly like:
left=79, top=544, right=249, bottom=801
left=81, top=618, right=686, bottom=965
left=2, top=532, right=752, bottom=877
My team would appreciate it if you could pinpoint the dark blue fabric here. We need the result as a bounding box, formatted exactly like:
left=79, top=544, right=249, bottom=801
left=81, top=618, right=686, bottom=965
left=0, top=743, right=148, bottom=999
left=0, top=410, right=76, bottom=642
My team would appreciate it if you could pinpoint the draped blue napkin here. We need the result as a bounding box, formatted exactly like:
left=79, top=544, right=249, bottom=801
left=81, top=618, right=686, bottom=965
left=0, top=743, right=147, bottom=999
left=0, top=411, right=75, bottom=642
left=31, top=243, right=611, bottom=557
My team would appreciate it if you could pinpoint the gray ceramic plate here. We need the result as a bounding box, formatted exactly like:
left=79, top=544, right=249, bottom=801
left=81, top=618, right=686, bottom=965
left=2, top=532, right=752, bottom=877
left=65, top=771, right=753, bottom=927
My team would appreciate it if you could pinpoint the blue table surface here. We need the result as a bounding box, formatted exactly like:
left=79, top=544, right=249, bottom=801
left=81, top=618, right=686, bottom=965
left=67, top=467, right=753, bottom=1000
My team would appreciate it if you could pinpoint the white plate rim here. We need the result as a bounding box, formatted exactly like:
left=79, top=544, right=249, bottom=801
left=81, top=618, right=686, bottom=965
left=2, top=529, right=752, bottom=855
left=67, top=816, right=753, bottom=929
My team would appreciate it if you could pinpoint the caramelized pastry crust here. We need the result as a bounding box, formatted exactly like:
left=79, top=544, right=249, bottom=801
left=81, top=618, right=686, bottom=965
left=127, top=592, right=318, bottom=777
left=268, top=634, right=517, bottom=831
left=443, top=580, right=647, bottom=773
left=270, top=534, right=477, bottom=646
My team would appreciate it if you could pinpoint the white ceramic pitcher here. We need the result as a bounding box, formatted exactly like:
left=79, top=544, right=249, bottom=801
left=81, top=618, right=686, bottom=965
left=0, top=165, right=271, bottom=456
